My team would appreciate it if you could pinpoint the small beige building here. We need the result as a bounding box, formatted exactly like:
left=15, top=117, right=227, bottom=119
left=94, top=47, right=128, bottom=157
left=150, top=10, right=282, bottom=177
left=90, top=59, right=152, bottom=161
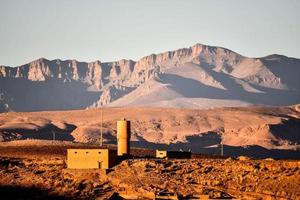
left=67, top=149, right=117, bottom=169
left=156, top=150, right=168, bottom=158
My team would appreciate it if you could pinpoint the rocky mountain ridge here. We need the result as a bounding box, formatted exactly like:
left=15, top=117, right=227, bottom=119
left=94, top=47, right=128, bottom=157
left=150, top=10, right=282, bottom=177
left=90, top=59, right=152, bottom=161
left=0, top=43, right=300, bottom=112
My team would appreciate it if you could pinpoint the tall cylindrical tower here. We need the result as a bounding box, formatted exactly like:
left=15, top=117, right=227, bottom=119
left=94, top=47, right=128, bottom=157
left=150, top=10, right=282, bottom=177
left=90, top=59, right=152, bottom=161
left=117, top=118, right=131, bottom=156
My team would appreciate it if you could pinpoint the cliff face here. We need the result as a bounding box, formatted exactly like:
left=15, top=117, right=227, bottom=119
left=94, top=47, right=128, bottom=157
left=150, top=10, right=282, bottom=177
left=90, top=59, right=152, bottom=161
left=0, top=43, right=300, bottom=112
left=0, top=58, right=135, bottom=87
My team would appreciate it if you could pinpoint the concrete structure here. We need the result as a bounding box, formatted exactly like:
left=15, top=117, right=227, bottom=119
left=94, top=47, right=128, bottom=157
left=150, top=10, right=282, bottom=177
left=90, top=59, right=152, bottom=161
left=67, top=149, right=117, bottom=169
left=117, top=118, right=131, bottom=156
left=67, top=118, right=131, bottom=169
left=156, top=150, right=191, bottom=159
left=156, top=150, right=168, bottom=158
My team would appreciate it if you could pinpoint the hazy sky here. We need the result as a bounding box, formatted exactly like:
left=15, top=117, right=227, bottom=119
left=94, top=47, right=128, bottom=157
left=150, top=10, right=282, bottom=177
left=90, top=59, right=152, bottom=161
left=0, top=0, right=299, bottom=66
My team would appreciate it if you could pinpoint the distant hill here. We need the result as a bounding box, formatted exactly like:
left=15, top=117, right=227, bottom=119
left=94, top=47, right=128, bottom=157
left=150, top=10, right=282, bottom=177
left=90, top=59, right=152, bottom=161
left=0, top=105, right=299, bottom=158
left=1, top=43, right=300, bottom=112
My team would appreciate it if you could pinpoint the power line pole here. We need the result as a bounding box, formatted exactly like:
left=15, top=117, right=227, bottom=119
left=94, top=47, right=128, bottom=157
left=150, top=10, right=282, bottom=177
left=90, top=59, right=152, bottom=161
left=52, top=131, right=55, bottom=142
left=220, top=132, right=224, bottom=157
left=220, top=142, right=223, bottom=157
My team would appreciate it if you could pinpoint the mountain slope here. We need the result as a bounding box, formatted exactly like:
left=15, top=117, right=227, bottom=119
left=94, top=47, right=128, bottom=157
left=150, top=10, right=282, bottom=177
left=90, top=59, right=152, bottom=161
left=0, top=43, right=300, bottom=112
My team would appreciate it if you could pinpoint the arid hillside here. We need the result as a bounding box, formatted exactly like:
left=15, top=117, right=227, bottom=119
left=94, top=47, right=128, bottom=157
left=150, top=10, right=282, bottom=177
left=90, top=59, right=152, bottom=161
left=0, top=105, right=299, bottom=158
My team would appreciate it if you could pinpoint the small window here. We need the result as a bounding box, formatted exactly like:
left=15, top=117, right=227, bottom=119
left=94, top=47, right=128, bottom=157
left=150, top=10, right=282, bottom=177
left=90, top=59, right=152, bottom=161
left=98, top=152, right=101, bottom=154
left=74, top=152, right=77, bottom=154
left=86, top=152, right=89, bottom=154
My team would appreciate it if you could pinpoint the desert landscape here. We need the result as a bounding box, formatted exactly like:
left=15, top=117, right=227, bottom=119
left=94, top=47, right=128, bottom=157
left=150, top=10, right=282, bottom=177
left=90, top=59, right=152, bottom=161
left=1, top=1, right=300, bottom=199
left=0, top=105, right=300, bottom=199
left=1, top=44, right=300, bottom=198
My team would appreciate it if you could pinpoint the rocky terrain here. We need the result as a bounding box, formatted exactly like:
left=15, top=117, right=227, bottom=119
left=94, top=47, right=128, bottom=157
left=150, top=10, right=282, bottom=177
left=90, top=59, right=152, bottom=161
left=0, top=105, right=300, bottom=159
left=1, top=43, right=300, bottom=112
left=0, top=140, right=299, bottom=200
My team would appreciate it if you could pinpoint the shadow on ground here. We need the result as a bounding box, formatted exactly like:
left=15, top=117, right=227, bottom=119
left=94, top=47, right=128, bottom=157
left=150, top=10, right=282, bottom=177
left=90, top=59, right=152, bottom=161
left=0, top=123, right=76, bottom=142
left=0, top=185, right=71, bottom=200
left=131, top=131, right=300, bottom=159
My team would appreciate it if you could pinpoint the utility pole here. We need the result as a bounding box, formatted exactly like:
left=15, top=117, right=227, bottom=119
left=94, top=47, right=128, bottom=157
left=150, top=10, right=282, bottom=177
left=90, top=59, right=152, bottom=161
left=221, top=142, right=223, bottom=157
left=100, top=107, right=103, bottom=147
left=220, top=132, right=224, bottom=157
left=52, top=131, right=55, bottom=142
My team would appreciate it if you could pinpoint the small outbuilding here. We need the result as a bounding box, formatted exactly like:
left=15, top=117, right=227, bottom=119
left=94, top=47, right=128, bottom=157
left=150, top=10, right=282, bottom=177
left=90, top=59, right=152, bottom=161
left=66, top=118, right=131, bottom=170
left=67, top=149, right=117, bottom=169
left=156, top=150, right=191, bottom=159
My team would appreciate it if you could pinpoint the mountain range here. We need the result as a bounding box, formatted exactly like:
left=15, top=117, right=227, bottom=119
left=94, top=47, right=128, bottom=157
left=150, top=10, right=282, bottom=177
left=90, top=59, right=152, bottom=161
left=1, top=43, right=300, bottom=112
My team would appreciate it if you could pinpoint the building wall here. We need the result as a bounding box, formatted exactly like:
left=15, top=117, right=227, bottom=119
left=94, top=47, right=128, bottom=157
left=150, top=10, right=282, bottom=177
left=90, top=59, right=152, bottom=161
left=108, top=149, right=118, bottom=168
left=67, top=149, right=117, bottom=169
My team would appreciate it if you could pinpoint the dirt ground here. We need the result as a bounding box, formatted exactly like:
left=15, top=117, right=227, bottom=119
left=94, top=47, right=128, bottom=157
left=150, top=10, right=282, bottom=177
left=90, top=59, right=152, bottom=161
left=0, top=140, right=299, bottom=200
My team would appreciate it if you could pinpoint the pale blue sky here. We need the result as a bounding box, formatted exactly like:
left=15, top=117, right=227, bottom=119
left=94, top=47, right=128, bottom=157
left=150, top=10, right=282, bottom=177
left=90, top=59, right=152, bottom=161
left=0, top=0, right=299, bottom=66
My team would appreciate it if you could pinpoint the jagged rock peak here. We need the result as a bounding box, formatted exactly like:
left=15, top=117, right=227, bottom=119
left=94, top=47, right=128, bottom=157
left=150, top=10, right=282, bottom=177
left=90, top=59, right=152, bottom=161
left=32, top=57, right=49, bottom=63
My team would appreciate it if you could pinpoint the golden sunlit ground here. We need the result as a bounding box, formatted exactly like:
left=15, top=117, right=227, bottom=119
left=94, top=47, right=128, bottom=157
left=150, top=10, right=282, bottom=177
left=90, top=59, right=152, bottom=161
left=0, top=140, right=299, bottom=199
